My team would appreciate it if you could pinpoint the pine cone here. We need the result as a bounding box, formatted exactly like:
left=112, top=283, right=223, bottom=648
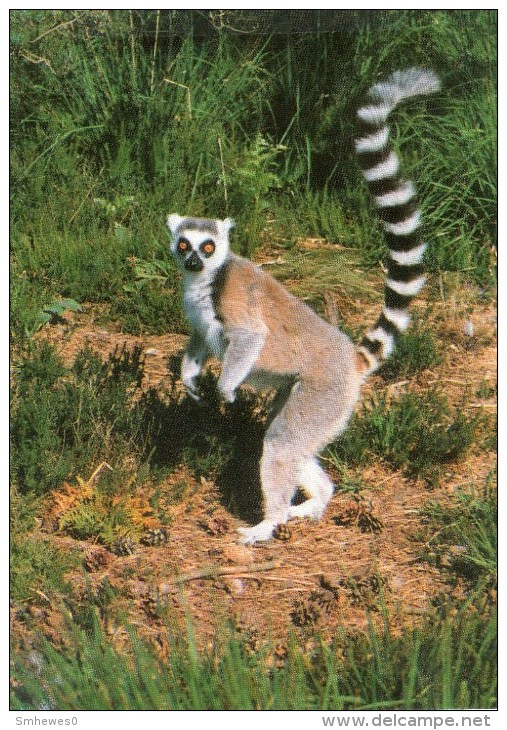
left=333, top=500, right=361, bottom=527
left=291, top=600, right=320, bottom=627
left=334, top=498, right=383, bottom=533
left=319, top=574, right=339, bottom=597
left=111, top=536, right=137, bottom=556
left=198, top=517, right=230, bottom=537
left=311, top=589, right=338, bottom=614
left=143, top=590, right=162, bottom=618
left=245, top=629, right=261, bottom=655
left=273, top=643, right=289, bottom=668
left=273, top=523, right=292, bottom=541
left=84, top=546, right=112, bottom=572
left=357, top=506, right=384, bottom=534
left=141, top=527, right=169, bottom=547
left=339, top=573, right=387, bottom=608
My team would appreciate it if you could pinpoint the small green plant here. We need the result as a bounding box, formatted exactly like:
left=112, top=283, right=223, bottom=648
left=380, top=326, right=441, bottom=382
left=122, top=257, right=174, bottom=292
left=10, top=485, right=78, bottom=603
left=419, top=477, right=497, bottom=588
left=225, top=133, right=284, bottom=255
left=51, top=467, right=163, bottom=550
left=36, top=298, right=82, bottom=326
left=10, top=532, right=78, bottom=605
left=92, top=195, right=138, bottom=224
left=11, top=343, right=150, bottom=495
left=329, top=389, right=483, bottom=484
left=112, top=256, right=186, bottom=335
left=476, top=379, right=497, bottom=399
left=324, top=463, right=364, bottom=496
left=111, top=280, right=186, bottom=335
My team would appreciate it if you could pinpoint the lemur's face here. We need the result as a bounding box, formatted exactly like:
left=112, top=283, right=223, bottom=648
left=168, top=214, right=233, bottom=276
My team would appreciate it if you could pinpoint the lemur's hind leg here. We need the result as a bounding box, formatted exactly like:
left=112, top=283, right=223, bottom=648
left=288, top=458, right=335, bottom=521
left=238, top=377, right=358, bottom=545
left=288, top=399, right=356, bottom=522
left=238, top=434, right=299, bottom=545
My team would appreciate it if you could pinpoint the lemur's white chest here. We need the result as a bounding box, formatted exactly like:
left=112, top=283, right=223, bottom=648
left=183, top=276, right=225, bottom=358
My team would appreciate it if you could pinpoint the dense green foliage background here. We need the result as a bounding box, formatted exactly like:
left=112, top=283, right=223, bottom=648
left=11, top=9, right=496, bottom=341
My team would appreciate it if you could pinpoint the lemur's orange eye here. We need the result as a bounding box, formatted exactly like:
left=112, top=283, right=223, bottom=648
left=177, top=239, right=190, bottom=254
left=200, top=240, right=215, bottom=257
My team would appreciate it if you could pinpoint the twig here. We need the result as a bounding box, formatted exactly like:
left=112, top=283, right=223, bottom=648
left=88, top=461, right=113, bottom=485
left=427, top=378, right=473, bottom=386
left=386, top=380, right=409, bottom=390
left=30, top=588, right=51, bottom=603
left=256, top=576, right=313, bottom=586
left=372, top=473, right=399, bottom=488
left=68, top=167, right=104, bottom=224
left=29, top=16, right=81, bottom=44
left=159, top=560, right=281, bottom=592
left=424, top=524, right=457, bottom=547
left=19, top=52, right=55, bottom=73
left=208, top=10, right=251, bottom=34
left=163, top=78, right=192, bottom=120
left=271, top=587, right=311, bottom=595
left=405, top=607, right=427, bottom=616
left=129, top=11, right=137, bottom=73
left=218, top=137, right=228, bottom=210
left=438, top=272, right=446, bottom=303
left=150, top=10, right=160, bottom=95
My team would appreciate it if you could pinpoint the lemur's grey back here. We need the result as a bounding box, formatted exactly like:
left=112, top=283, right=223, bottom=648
left=355, top=68, right=440, bottom=373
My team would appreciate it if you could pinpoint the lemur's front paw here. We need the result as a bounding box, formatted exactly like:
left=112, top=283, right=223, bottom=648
left=183, top=378, right=202, bottom=401
left=219, top=385, right=237, bottom=404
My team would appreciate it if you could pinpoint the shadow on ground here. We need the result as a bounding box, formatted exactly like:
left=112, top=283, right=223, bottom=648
left=135, top=362, right=269, bottom=525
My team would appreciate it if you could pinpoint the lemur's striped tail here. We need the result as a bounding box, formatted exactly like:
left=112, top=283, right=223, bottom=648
left=355, top=68, right=440, bottom=374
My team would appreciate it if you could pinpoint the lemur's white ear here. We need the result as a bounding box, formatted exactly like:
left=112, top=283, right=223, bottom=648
left=167, top=213, right=183, bottom=235
left=220, top=217, right=235, bottom=235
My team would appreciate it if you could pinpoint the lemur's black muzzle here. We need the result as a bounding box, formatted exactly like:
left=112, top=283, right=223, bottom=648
left=184, top=251, right=204, bottom=272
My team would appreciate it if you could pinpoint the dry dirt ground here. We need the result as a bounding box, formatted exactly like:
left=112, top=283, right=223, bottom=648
left=15, top=263, right=497, bottom=654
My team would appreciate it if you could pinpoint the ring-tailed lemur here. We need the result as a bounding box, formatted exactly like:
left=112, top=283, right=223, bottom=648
left=168, top=68, right=440, bottom=545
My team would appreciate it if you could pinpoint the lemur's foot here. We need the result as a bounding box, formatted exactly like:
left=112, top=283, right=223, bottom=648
left=288, top=498, right=326, bottom=521
left=237, top=520, right=277, bottom=545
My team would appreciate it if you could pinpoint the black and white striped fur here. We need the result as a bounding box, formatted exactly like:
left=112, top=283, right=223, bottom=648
left=355, top=68, right=440, bottom=374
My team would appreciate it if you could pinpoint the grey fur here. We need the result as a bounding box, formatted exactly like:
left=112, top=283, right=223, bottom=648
left=218, top=327, right=266, bottom=403
left=177, top=217, right=220, bottom=237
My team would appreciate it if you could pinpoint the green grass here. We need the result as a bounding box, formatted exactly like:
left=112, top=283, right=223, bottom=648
left=379, top=324, right=441, bottom=382
left=419, top=477, right=497, bottom=587
left=259, top=244, right=376, bottom=319
left=328, top=389, right=483, bottom=484
left=10, top=486, right=80, bottom=604
left=10, top=594, right=496, bottom=710
left=111, top=254, right=187, bottom=335
left=10, top=342, right=151, bottom=495
left=9, top=339, right=269, bottom=579
left=10, top=531, right=79, bottom=606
